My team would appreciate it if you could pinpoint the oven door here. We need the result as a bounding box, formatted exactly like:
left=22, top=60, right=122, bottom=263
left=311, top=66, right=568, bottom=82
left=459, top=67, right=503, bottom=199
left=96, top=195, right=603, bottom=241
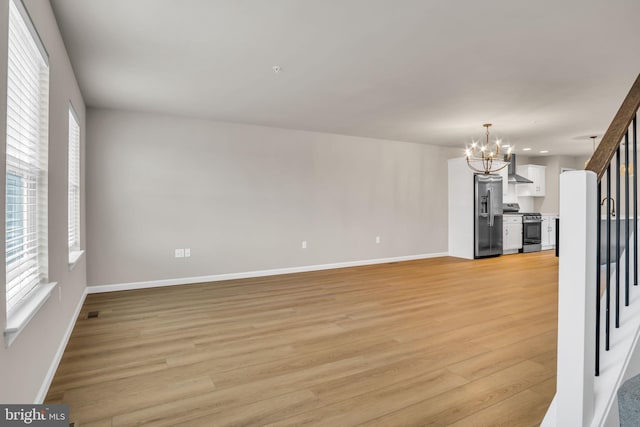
left=522, top=220, right=542, bottom=252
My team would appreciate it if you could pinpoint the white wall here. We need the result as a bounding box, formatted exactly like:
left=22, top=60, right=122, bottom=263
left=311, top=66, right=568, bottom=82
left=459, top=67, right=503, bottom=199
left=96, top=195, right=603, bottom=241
left=86, top=108, right=457, bottom=287
left=530, top=155, right=588, bottom=214
left=0, top=0, right=86, bottom=403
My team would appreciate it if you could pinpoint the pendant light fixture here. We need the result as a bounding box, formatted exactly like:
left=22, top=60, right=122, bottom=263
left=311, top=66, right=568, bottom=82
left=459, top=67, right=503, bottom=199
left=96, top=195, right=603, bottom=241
left=465, top=123, right=512, bottom=174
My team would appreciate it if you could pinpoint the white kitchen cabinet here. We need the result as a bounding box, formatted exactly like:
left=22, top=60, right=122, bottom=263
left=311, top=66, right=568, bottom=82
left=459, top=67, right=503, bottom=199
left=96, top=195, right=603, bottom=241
left=517, top=164, right=546, bottom=197
left=503, top=215, right=523, bottom=254
left=541, top=215, right=557, bottom=250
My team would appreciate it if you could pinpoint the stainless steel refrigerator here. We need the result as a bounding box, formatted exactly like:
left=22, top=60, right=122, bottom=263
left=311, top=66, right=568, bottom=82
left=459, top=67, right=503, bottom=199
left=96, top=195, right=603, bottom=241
left=474, top=174, right=503, bottom=258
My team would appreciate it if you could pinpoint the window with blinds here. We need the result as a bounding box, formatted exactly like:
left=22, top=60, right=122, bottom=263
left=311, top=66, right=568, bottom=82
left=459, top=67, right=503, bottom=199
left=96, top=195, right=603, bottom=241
left=68, top=107, right=80, bottom=257
left=5, top=0, right=49, bottom=314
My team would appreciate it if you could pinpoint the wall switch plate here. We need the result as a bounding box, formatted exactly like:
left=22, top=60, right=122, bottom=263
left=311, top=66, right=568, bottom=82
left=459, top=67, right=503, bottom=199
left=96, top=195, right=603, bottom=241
left=175, top=248, right=185, bottom=258
left=184, top=248, right=191, bottom=257
left=375, top=236, right=381, bottom=244
left=301, top=241, right=307, bottom=249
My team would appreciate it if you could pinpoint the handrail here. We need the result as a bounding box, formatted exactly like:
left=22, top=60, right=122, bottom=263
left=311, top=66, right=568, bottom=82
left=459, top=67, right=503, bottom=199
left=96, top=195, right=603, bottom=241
left=586, top=73, right=640, bottom=181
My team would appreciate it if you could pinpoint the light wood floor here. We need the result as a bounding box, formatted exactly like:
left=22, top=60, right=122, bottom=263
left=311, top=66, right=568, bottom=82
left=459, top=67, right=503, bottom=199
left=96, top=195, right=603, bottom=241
left=46, top=251, right=558, bottom=426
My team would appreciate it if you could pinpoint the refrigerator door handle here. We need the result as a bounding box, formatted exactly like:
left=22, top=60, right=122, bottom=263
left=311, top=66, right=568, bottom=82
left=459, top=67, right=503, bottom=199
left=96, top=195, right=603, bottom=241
left=487, top=187, right=493, bottom=227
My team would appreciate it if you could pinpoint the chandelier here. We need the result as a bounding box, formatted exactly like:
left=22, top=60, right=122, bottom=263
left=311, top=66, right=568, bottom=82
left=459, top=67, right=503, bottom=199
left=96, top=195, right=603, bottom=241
left=465, top=123, right=512, bottom=174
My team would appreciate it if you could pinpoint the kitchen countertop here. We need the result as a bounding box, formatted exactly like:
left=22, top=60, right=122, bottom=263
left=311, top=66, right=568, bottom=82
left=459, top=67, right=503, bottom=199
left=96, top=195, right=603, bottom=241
left=503, top=212, right=559, bottom=216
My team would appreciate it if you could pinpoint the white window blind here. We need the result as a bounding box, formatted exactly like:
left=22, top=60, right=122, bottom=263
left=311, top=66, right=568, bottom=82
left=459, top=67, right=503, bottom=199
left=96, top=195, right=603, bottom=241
left=5, top=0, right=49, bottom=314
left=68, top=107, right=80, bottom=255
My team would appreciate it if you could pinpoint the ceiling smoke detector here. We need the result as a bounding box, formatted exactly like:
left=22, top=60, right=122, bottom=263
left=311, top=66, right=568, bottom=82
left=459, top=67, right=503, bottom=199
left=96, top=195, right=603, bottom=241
left=272, top=65, right=281, bottom=73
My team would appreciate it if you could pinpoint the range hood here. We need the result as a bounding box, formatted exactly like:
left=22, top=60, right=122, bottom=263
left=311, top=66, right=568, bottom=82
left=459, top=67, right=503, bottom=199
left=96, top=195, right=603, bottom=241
left=505, top=154, right=533, bottom=184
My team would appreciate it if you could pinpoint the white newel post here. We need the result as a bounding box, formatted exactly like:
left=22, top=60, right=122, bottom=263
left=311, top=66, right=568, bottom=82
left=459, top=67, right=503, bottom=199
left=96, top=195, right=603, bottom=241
left=557, top=170, right=597, bottom=426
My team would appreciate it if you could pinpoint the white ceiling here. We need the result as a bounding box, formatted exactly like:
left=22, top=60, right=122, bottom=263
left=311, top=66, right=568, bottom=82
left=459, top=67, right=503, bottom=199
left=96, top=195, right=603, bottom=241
left=50, top=0, right=640, bottom=156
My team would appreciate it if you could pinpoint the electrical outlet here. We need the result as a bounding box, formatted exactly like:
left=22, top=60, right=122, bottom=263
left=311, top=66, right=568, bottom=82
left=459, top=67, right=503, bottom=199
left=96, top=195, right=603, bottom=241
left=184, top=248, right=191, bottom=257
left=175, top=248, right=185, bottom=258
left=375, top=236, right=381, bottom=244
left=301, top=241, right=307, bottom=249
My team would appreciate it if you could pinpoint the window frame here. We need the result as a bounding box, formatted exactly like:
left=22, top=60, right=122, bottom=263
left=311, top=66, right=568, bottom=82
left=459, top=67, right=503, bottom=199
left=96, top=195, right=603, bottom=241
left=68, top=104, right=82, bottom=267
left=4, top=0, right=56, bottom=347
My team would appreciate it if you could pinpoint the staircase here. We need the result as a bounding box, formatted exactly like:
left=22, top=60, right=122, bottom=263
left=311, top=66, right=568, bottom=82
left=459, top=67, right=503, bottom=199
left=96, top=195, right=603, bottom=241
left=542, top=73, right=640, bottom=426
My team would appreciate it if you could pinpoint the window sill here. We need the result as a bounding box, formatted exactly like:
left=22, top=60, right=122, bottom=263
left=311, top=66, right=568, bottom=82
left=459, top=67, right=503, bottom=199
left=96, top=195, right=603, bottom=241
left=4, top=282, right=57, bottom=348
left=69, top=250, right=85, bottom=270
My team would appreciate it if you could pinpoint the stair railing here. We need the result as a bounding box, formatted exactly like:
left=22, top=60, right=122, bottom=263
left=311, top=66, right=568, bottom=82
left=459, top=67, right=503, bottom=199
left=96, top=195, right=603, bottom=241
left=587, top=73, right=640, bottom=379
left=545, top=73, right=640, bottom=427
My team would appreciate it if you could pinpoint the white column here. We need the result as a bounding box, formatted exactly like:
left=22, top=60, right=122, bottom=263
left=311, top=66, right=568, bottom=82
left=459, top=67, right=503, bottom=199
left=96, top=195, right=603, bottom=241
left=447, top=157, right=475, bottom=259
left=557, top=170, right=597, bottom=426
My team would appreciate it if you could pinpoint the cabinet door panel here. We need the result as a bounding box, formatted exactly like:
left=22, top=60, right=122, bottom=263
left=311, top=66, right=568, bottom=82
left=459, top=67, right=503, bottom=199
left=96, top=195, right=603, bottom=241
left=504, top=223, right=522, bottom=249
left=516, top=165, right=546, bottom=197
left=541, top=217, right=550, bottom=246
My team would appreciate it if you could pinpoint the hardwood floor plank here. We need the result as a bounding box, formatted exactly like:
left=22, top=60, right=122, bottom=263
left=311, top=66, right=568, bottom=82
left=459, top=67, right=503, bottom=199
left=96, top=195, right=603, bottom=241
left=49, top=358, right=169, bottom=391
left=266, top=368, right=470, bottom=427
left=110, top=357, right=369, bottom=426
left=448, top=389, right=551, bottom=427
left=68, top=375, right=215, bottom=423
left=79, top=419, right=113, bottom=427
left=309, top=354, right=468, bottom=404
left=177, top=390, right=321, bottom=427
left=361, top=360, right=552, bottom=426
left=529, top=376, right=557, bottom=399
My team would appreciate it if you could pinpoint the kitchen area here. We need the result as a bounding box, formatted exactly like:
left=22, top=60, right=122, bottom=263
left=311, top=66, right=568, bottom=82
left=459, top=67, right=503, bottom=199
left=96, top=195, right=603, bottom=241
left=447, top=154, right=573, bottom=260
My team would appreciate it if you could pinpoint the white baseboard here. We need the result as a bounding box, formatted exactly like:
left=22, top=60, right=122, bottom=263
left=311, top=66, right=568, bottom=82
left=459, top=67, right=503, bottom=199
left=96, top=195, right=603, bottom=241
left=87, top=252, right=449, bottom=294
left=35, top=287, right=88, bottom=403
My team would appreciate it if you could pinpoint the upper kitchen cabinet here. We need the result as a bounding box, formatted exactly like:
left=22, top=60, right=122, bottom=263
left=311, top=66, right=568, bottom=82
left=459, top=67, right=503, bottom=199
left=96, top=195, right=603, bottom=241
left=517, top=164, right=546, bottom=197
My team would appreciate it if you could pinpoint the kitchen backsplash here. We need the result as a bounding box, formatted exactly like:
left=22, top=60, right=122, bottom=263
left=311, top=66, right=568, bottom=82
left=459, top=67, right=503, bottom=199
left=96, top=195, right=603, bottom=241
left=504, top=182, right=535, bottom=212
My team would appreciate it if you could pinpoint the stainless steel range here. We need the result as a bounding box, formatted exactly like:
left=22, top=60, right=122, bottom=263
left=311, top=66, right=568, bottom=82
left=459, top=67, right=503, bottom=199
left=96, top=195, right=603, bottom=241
left=521, top=212, right=543, bottom=253
left=502, top=203, right=543, bottom=253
